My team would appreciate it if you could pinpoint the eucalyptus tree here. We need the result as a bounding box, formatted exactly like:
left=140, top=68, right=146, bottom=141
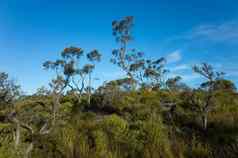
left=111, top=16, right=145, bottom=83
left=143, top=58, right=168, bottom=89
left=0, top=72, right=22, bottom=149
left=192, top=63, right=224, bottom=131
left=0, top=73, right=41, bottom=158
left=111, top=16, right=134, bottom=79
left=0, top=72, right=20, bottom=108
left=43, top=46, right=101, bottom=116
left=166, top=76, right=182, bottom=91
left=166, top=76, right=190, bottom=92
left=8, top=94, right=55, bottom=158
left=201, top=79, right=236, bottom=92
left=0, top=73, right=53, bottom=157
left=49, top=76, right=68, bottom=125
left=111, top=16, right=167, bottom=89
left=43, top=46, right=83, bottom=125
left=126, top=57, right=168, bottom=90
left=34, top=86, right=50, bottom=96
left=86, top=49, right=101, bottom=104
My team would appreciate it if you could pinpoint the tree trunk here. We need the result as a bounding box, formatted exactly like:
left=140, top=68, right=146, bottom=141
left=25, top=143, right=33, bottom=158
left=52, top=94, right=60, bottom=125
left=202, top=114, right=208, bottom=131
left=15, top=122, right=20, bottom=148
left=88, top=73, right=91, bottom=105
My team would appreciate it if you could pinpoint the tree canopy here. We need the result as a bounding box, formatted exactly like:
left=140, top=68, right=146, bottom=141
left=0, top=16, right=237, bottom=158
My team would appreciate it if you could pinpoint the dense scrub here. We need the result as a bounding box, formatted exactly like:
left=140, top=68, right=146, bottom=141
left=0, top=16, right=238, bottom=158
left=1, top=87, right=238, bottom=158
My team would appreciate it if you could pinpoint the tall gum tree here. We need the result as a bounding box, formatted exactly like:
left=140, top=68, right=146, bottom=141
left=43, top=46, right=101, bottom=121
left=192, top=63, right=225, bottom=131
left=111, top=16, right=167, bottom=90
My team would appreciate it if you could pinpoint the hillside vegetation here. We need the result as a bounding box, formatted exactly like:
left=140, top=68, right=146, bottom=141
left=0, top=16, right=238, bottom=158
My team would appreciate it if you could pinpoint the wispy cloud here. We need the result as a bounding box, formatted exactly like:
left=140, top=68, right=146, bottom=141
left=220, top=67, right=238, bottom=77
left=181, top=73, right=201, bottom=82
left=172, top=64, right=190, bottom=71
left=100, top=71, right=125, bottom=79
left=167, top=72, right=202, bottom=87
left=161, top=21, right=238, bottom=86
left=177, top=20, right=238, bottom=43
left=167, top=71, right=201, bottom=82
left=207, top=63, right=238, bottom=78
left=166, top=50, right=182, bottom=64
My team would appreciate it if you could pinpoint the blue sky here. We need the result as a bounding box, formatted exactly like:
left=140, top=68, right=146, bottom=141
left=0, top=0, right=238, bottom=94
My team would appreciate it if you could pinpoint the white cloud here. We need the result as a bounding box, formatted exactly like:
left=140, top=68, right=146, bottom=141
left=172, top=64, right=190, bottom=71
left=181, top=73, right=201, bottom=82
left=166, top=50, right=182, bottom=64
left=182, top=21, right=238, bottom=43
left=221, top=68, right=238, bottom=77
left=100, top=71, right=125, bottom=79
left=167, top=70, right=200, bottom=82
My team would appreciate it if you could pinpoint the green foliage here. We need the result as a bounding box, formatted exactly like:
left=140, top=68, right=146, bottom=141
left=0, top=144, right=24, bottom=158
left=186, top=136, right=212, bottom=158
left=1, top=17, right=238, bottom=158
left=102, top=114, right=128, bottom=140
left=142, top=117, right=174, bottom=158
left=0, top=72, right=21, bottom=109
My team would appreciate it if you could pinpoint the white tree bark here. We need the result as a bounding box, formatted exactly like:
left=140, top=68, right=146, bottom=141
left=25, top=143, right=33, bottom=158
left=15, top=122, right=20, bottom=148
